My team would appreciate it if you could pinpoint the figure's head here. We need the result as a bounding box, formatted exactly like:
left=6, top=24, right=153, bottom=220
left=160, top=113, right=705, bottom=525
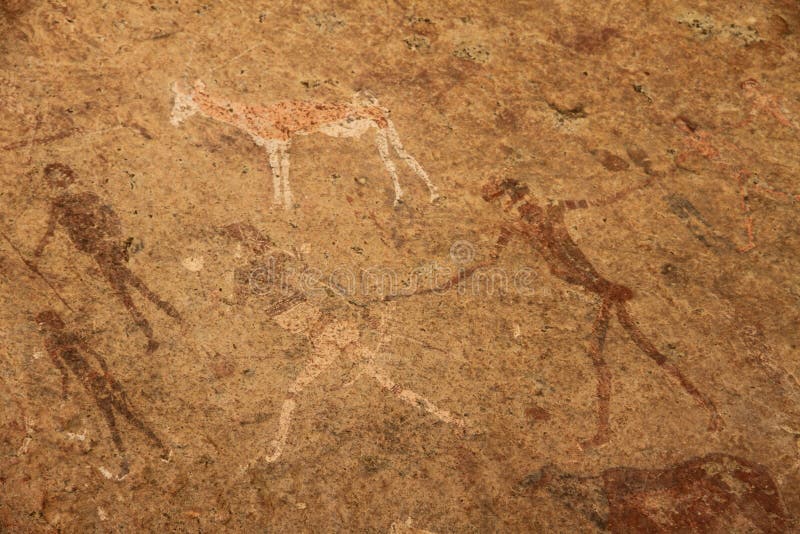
left=741, top=78, right=760, bottom=95
left=482, top=177, right=530, bottom=205
left=35, top=309, right=65, bottom=332
left=673, top=115, right=698, bottom=134
left=43, top=163, right=76, bottom=189
left=170, top=79, right=203, bottom=126
left=352, top=89, right=381, bottom=108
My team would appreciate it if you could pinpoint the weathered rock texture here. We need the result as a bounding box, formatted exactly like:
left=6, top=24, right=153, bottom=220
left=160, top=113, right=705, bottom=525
left=1, top=1, right=798, bottom=531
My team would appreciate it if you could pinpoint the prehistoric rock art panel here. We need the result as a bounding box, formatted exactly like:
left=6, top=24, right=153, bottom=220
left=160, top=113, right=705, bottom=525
left=170, top=80, right=439, bottom=208
left=219, top=223, right=468, bottom=466
left=479, top=176, right=721, bottom=447
left=523, top=453, right=788, bottom=533
left=35, top=310, right=169, bottom=479
left=33, top=163, right=182, bottom=352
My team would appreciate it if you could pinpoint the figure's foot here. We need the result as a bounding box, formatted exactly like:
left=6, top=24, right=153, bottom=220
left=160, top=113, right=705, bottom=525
left=161, top=302, right=182, bottom=321
left=708, top=411, right=724, bottom=432
left=263, top=440, right=282, bottom=463
left=429, top=191, right=440, bottom=203
left=737, top=242, right=756, bottom=253
left=579, top=433, right=609, bottom=451
left=393, top=197, right=404, bottom=208
left=241, top=441, right=282, bottom=473
left=146, top=339, right=159, bottom=353
left=114, top=459, right=130, bottom=481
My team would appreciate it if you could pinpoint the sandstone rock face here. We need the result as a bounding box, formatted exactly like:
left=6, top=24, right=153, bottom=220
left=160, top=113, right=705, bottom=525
left=1, top=1, right=798, bottom=531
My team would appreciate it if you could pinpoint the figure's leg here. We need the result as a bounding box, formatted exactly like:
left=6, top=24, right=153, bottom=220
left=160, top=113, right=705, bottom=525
left=361, top=362, right=469, bottom=431
left=263, top=397, right=296, bottom=463
left=49, top=353, right=70, bottom=399
left=105, top=269, right=159, bottom=353
left=581, top=299, right=613, bottom=448
left=96, top=396, right=130, bottom=477
left=616, top=303, right=722, bottom=431
left=736, top=170, right=757, bottom=252
left=386, top=119, right=439, bottom=202
left=279, top=143, right=293, bottom=209
left=254, top=340, right=339, bottom=466
left=375, top=128, right=404, bottom=206
left=267, top=147, right=283, bottom=206
left=109, top=387, right=169, bottom=458
left=123, top=267, right=181, bottom=321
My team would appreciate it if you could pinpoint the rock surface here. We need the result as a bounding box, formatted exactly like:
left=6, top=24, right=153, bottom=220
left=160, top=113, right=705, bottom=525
left=1, top=1, right=798, bottom=531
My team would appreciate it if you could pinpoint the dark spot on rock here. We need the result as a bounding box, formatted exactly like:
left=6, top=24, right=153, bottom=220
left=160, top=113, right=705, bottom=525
left=525, top=404, right=551, bottom=423
left=572, top=27, right=619, bottom=54
left=603, top=454, right=787, bottom=532
left=547, top=101, right=587, bottom=120
left=625, top=143, right=651, bottom=170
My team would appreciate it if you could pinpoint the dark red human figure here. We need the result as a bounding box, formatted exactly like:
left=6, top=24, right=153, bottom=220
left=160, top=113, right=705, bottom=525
left=480, top=177, right=722, bottom=447
left=35, top=310, right=169, bottom=477
left=33, top=163, right=181, bottom=352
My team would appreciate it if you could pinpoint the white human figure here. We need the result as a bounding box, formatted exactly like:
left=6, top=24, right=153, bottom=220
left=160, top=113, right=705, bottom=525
left=218, top=223, right=467, bottom=467
left=170, top=80, right=439, bottom=208
left=255, top=303, right=469, bottom=465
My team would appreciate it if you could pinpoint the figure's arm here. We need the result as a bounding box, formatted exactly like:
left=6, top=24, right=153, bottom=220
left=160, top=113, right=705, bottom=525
left=48, top=350, right=70, bottom=399
left=583, top=173, right=656, bottom=209
left=78, top=339, right=126, bottom=393
left=435, top=224, right=516, bottom=291
left=381, top=226, right=516, bottom=302
left=34, top=205, right=57, bottom=257
left=491, top=223, right=516, bottom=258
left=81, top=343, right=110, bottom=374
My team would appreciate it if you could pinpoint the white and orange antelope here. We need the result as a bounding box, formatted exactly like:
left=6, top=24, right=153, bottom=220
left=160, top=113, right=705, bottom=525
left=170, top=80, right=439, bottom=208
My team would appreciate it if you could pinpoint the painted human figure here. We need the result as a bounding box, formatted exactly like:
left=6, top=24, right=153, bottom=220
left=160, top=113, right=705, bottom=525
left=739, top=78, right=797, bottom=130
left=480, top=177, right=721, bottom=447
left=35, top=309, right=169, bottom=478
left=675, top=110, right=799, bottom=252
left=34, top=163, right=181, bottom=352
left=219, top=223, right=469, bottom=466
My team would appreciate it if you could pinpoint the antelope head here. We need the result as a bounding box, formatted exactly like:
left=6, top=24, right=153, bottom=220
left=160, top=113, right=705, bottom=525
left=352, top=89, right=382, bottom=109
left=170, top=79, right=202, bottom=126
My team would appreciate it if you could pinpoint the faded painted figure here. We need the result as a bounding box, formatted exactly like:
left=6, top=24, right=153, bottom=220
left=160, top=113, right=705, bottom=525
left=481, top=177, right=721, bottom=447
left=520, top=453, right=788, bottom=533
left=674, top=79, right=799, bottom=252
left=219, top=223, right=467, bottom=467
left=170, top=80, right=438, bottom=208
left=34, top=163, right=181, bottom=352
left=35, top=310, right=169, bottom=478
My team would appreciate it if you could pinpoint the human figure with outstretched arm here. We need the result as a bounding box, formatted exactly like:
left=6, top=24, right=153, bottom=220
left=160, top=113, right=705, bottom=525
left=479, top=177, right=722, bottom=447
left=219, top=223, right=469, bottom=467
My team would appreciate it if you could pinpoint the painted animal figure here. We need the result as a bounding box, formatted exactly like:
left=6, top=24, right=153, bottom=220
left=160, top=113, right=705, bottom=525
left=522, top=453, right=788, bottom=533
left=170, top=80, right=439, bottom=208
